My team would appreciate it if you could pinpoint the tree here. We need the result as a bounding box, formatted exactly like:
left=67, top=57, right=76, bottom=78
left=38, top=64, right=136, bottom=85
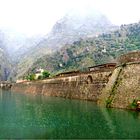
left=26, top=74, right=35, bottom=81
left=38, top=75, right=43, bottom=80
left=42, top=71, right=50, bottom=79
left=30, top=74, right=36, bottom=81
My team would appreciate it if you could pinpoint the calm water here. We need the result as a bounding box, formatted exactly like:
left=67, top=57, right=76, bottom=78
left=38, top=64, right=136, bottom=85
left=0, top=90, right=140, bottom=139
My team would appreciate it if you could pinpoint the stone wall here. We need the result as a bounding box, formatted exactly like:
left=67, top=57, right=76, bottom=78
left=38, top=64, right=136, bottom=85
left=98, top=51, right=140, bottom=110
left=0, top=82, right=12, bottom=89
left=11, top=51, right=140, bottom=110
left=11, top=71, right=112, bottom=101
left=98, top=62, right=140, bottom=109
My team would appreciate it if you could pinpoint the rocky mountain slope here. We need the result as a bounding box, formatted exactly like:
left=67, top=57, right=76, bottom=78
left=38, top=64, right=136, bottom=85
left=15, top=12, right=116, bottom=79
left=0, top=32, right=12, bottom=80
left=12, top=35, right=45, bottom=61
left=37, top=11, right=115, bottom=51
left=1, top=15, right=140, bottom=81
left=26, top=22, right=140, bottom=76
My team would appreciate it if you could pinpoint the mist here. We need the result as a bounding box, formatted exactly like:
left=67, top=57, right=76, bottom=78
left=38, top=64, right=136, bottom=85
left=0, top=0, right=140, bottom=37
left=0, top=0, right=139, bottom=52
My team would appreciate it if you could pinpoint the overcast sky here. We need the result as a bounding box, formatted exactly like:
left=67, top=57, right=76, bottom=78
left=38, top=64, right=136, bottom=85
left=0, top=0, right=140, bottom=36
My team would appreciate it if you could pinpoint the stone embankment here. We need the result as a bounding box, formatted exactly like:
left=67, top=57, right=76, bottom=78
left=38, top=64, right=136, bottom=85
left=0, top=81, right=12, bottom=89
left=12, top=70, right=112, bottom=102
left=11, top=51, right=140, bottom=110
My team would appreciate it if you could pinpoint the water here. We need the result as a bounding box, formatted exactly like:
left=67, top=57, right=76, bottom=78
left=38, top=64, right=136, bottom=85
left=0, top=90, right=140, bottom=139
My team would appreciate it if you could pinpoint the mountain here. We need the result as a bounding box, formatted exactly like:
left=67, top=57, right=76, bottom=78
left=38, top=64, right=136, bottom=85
left=34, top=11, right=116, bottom=52
left=11, top=35, right=45, bottom=62
left=1, top=13, right=140, bottom=80
left=0, top=32, right=12, bottom=81
left=26, top=22, right=140, bottom=76
left=14, top=11, right=116, bottom=79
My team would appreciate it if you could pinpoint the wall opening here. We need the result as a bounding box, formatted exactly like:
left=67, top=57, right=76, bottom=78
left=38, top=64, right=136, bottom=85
left=87, top=75, right=93, bottom=84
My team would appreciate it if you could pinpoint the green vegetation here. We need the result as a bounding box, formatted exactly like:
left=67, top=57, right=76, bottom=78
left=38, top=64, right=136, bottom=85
left=24, top=22, right=140, bottom=77
left=106, top=98, right=112, bottom=108
left=37, top=75, right=43, bottom=80
left=24, top=70, right=50, bottom=81
left=42, top=71, right=50, bottom=78
left=37, top=70, right=51, bottom=80
left=26, top=74, right=36, bottom=81
left=130, top=99, right=138, bottom=109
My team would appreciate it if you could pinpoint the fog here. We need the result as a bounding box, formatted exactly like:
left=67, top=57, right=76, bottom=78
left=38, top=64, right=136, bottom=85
left=0, top=0, right=140, bottom=51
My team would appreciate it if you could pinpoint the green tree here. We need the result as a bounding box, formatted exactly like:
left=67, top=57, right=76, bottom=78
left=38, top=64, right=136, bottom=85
left=42, top=71, right=50, bottom=79
left=38, top=75, right=43, bottom=80
left=26, top=74, right=35, bottom=81
left=30, top=74, right=36, bottom=81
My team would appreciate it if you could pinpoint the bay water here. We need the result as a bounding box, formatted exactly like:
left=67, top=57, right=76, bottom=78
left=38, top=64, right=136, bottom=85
left=0, top=90, right=140, bottom=139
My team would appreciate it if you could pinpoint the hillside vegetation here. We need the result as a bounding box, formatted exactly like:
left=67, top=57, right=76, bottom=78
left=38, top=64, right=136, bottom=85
left=15, top=12, right=116, bottom=78
left=27, top=22, right=140, bottom=76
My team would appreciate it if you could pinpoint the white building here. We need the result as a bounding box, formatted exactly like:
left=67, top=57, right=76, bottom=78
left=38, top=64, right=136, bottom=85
left=35, top=68, right=44, bottom=79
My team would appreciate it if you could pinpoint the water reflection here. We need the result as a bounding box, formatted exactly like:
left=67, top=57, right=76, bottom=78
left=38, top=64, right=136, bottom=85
left=0, top=89, right=140, bottom=138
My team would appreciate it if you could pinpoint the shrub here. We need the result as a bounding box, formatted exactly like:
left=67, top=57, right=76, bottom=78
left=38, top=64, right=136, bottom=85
left=130, top=99, right=138, bottom=109
left=106, top=98, right=112, bottom=108
left=38, top=75, right=43, bottom=80
left=26, top=74, right=36, bottom=81
left=42, top=71, right=50, bottom=79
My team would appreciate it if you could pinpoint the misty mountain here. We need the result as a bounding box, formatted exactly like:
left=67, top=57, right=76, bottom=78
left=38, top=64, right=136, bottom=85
left=11, top=35, right=45, bottom=62
left=14, top=12, right=117, bottom=79
left=15, top=10, right=116, bottom=59
left=35, top=11, right=116, bottom=52
left=0, top=31, right=7, bottom=51
left=26, top=22, right=140, bottom=77
left=0, top=29, right=44, bottom=60
left=0, top=31, right=10, bottom=80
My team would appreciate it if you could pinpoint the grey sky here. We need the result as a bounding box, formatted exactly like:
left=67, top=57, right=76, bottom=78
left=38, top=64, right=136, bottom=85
left=0, top=0, right=140, bottom=36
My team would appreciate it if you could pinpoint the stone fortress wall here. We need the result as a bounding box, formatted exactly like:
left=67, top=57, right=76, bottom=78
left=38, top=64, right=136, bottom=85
left=11, top=51, right=140, bottom=110
left=11, top=64, right=116, bottom=101
left=98, top=51, right=140, bottom=110
left=12, top=70, right=113, bottom=102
